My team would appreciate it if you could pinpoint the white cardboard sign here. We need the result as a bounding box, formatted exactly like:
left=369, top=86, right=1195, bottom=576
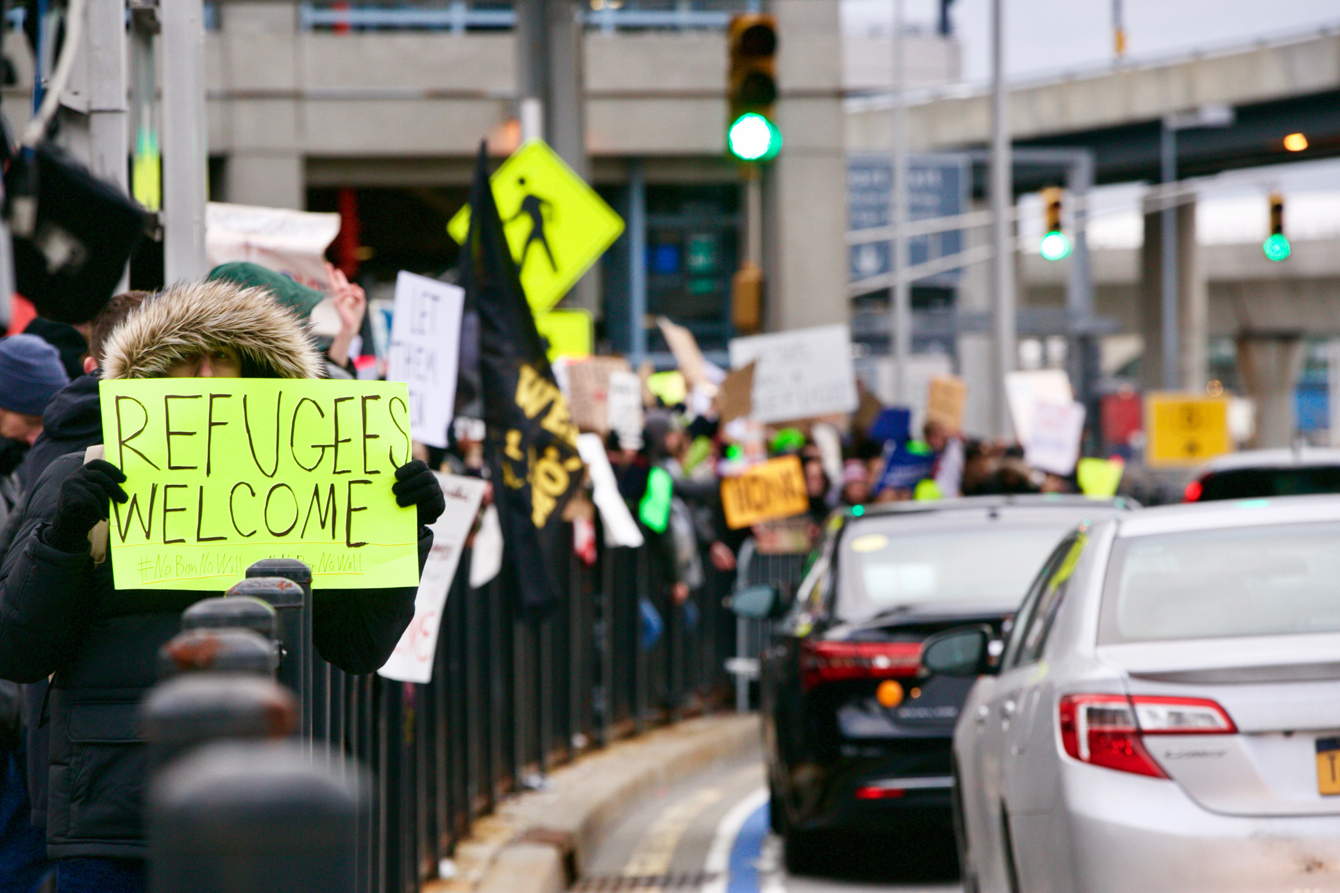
left=1024, top=400, right=1087, bottom=477
left=205, top=202, right=341, bottom=291
left=1005, top=369, right=1073, bottom=444
left=576, top=433, right=645, bottom=548
left=386, top=271, right=465, bottom=449
left=728, top=325, right=858, bottom=424
left=606, top=371, right=644, bottom=445
left=378, top=473, right=486, bottom=684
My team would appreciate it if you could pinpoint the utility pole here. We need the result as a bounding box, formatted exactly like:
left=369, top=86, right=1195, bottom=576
left=989, top=0, right=1015, bottom=437
left=890, top=0, right=911, bottom=403
left=515, top=0, right=597, bottom=315
left=161, top=0, right=208, bottom=282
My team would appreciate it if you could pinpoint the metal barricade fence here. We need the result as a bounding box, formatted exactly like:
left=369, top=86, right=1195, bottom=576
left=728, top=539, right=809, bottom=712
left=150, top=514, right=747, bottom=893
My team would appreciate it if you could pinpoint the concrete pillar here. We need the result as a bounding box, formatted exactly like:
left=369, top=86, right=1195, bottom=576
left=1139, top=199, right=1205, bottom=391
left=763, top=0, right=847, bottom=332
left=1237, top=332, right=1304, bottom=448
left=218, top=3, right=303, bottom=209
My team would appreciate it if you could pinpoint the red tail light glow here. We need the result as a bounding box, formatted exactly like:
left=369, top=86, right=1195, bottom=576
left=800, top=640, right=922, bottom=691
left=1058, top=694, right=1235, bottom=778
left=1184, top=479, right=1203, bottom=502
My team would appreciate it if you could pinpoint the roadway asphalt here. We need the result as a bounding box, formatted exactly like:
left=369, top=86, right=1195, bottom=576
left=575, top=739, right=962, bottom=893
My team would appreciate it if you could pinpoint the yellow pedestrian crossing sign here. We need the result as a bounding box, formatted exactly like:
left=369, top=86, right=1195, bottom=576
left=1145, top=393, right=1232, bottom=467
left=448, top=141, right=624, bottom=314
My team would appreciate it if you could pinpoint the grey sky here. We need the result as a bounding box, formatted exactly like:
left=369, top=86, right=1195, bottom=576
left=843, top=0, right=1340, bottom=84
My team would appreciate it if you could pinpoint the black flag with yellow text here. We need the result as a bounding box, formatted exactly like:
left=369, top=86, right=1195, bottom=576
left=460, top=141, right=582, bottom=609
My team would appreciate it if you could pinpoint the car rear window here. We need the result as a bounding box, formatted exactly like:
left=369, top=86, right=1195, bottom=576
left=1100, top=521, right=1340, bottom=643
left=1198, top=467, right=1340, bottom=501
left=838, top=522, right=1076, bottom=618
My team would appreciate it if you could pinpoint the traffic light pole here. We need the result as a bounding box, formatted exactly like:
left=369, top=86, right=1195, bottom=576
left=989, top=0, right=1016, bottom=438
left=890, top=0, right=912, bottom=405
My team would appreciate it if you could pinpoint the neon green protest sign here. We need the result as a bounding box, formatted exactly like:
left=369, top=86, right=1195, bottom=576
left=99, top=379, right=420, bottom=591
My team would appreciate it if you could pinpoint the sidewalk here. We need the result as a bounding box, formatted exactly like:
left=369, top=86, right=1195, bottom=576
left=427, top=713, right=760, bottom=893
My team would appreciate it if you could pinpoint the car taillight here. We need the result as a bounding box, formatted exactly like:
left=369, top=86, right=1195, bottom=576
left=800, top=640, right=921, bottom=691
left=1184, top=479, right=1203, bottom=502
left=1058, top=694, right=1235, bottom=778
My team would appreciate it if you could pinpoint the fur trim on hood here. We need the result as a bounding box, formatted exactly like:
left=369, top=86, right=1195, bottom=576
left=100, top=279, right=324, bottom=381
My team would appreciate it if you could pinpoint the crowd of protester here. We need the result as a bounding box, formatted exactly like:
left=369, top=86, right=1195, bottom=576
left=0, top=255, right=1127, bottom=893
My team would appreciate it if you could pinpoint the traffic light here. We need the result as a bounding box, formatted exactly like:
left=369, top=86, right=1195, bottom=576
left=1039, top=187, right=1071, bottom=260
left=727, top=14, right=780, bottom=163
left=1263, top=192, right=1290, bottom=261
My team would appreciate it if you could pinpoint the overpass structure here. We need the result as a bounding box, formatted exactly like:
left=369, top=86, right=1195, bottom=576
left=849, top=26, right=1340, bottom=446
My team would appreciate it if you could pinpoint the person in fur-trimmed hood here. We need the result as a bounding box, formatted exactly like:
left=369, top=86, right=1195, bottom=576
left=0, top=279, right=444, bottom=893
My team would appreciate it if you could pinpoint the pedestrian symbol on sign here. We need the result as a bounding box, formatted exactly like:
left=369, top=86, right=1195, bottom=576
left=508, top=178, right=558, bottom=274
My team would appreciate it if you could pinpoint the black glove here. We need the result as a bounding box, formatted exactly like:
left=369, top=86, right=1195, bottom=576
left=46, top=459, right=127, bottom=552
left=392, top=460, right=445, bottom=529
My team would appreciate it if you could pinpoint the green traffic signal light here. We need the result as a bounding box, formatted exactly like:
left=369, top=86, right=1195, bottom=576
left=728, top=113, right=781, bottom=162
left=1263, top=232, right=1291, bottom=262
left=1039, top=230, right=1072, bottom=261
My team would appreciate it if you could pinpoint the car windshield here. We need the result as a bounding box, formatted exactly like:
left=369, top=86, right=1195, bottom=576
left=839, top=522, right=1076, bottom=617
left=1100, top=521, right=1340, bottom=643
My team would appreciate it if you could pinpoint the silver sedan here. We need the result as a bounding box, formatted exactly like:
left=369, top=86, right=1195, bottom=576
left=924, top=495, right=1340, bottom=893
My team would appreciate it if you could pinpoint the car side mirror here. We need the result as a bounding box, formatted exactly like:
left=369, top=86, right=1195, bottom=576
left=922, top=625, right=997, bottom=677
left=728, top=584, right=780, bottom=620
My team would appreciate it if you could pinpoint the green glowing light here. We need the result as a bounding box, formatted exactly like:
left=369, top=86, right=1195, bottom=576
left=727, top=113, right=781, bottom=162
left=1039, top=230, right=1072, bottom=261
left=1262, top=233, right=1291, bottom=262
left=851, top=504, right=865, bottom=517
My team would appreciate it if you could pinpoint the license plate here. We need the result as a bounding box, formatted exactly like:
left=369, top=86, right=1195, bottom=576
left=1316, top=738, right=1340, bottom=795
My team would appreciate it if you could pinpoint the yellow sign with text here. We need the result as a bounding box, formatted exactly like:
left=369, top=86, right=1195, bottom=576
left=720, top=455, right=810, bottom=530
left=447, top=141, right=624, bottom=314
left=1145, top=393, right=1231, bottom=468
left=99, top=379, right=420, bottom=591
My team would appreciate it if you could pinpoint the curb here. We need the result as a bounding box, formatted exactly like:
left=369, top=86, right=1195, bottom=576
left=430, top=713, right=760, bottom=893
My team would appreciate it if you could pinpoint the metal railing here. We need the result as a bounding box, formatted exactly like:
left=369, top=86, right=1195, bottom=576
left=296, top=1, right=762, bottom=33
left=143, top=509, right=801, bottom=891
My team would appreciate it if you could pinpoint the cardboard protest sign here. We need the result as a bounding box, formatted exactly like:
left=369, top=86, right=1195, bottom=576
left=577, top=433, right=644, bottom=548
left=1005, top=370, right=1072, bottom=442
left=873, top=441, right=935, bottom=494
left=728, top=325, right=858, bottom=424
left=205, top=202, right=341, bottom=291
left=469, top=505, right=503, bottom=588
left=99, top=379, right=419, bottom=591
left=1024, top=400, right=1087, bottom=476
left=606, top=371, right=644, bottom=445
left=386, top=271, right=465, bottom=449
left=925, top=376, right=966, bottom=431
left=657, top=317, right=710, bottom=390
left=1077, top=457, right=1124, bottom=498
left=378, top=473, right=486, bottom=684
left=714, top=362, right=754, bottom=425
left=566, top=356, right=633, bottom=434
left=720, top=455, right=810, bottom=530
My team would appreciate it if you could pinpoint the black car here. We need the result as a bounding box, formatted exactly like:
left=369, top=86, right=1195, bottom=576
left=731, top=495, right=1136, bottom=872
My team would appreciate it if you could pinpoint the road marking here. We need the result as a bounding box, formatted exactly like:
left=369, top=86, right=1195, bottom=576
left=622, top=786, right=725, bottom=879
left=702, top=787, right=769, bottom=893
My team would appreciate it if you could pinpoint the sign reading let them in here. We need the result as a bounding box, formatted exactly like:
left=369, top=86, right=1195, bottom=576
left=448, top=141, right=624, bottom=314
left=720, top=455, right=810, bottom=530
left=99, top=379, right=421, bottom=591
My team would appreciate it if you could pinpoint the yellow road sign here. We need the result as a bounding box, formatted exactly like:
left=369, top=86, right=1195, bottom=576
left=1145, top=393, right=1231, bottom=467
left=448, top=141, right=624, bottom=314
left=535, top=309, right=593, bottom=361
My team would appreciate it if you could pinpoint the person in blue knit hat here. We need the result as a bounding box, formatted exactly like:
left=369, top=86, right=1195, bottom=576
left=0, top=334, right=70, bottom=448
